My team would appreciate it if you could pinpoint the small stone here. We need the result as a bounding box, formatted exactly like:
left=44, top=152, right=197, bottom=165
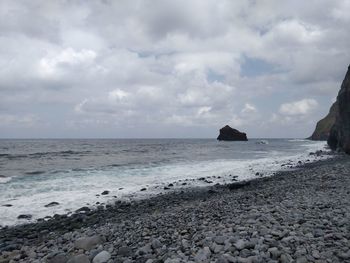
left=268, top=247, right=281, bottom=260
left=151, top=239, right=162, bottom=249
left=74, top=235, right=103, bottom=250
left=117, top=246, right=131, bottom=257
left=140, top=188, right=147, bottom=191
left=101, top=190, right=109, bottom=195
left=338, top=251, right=350, bottom=260
left=312, top=250, right=320, bottom=259
left=92, top=251, right=111, bottom=263
left=67, top=254, right=90, bottom=263
left=214, top=236, right=226, bottom=245
left=280, top=254, right=292, bottom=263
left=234, top=240, right=246, bottom=250
left=49, top=253, right=68, bottom=263
left=181, top=239, right=190, bottom=248
left=194, top=247, right=211, bottom=262
left=213, top=243, right=223, bottom=254
left=296, top=256, right=308, bottom=263
left=137, top=244, right=152, bottom=255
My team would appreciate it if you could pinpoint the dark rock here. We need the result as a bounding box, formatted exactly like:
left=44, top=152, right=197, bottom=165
left=101, top=190, right=109, bottom=195
left=227, top=181, right=251, bottom=190
left=45, top=202, right=60, bottom=207
left=117, top=246, right=132, bottom=257
left=217, top=125, right=248, bottom=141
left=76, top=206, right=91, bottom=213
left=309, top=102, right=338, bottom=140
left=0, top=244, right=20, bottom=252
left=140, top=188, right=147, bottom=191
left=2, top=204, right=12, bottom=207
left=328, top=65, right=350, bottom=153
left=17, top=214, right=32, bottom=220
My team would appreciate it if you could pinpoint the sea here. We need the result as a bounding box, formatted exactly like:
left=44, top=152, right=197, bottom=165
left=0, top=138, right=330, bottom=226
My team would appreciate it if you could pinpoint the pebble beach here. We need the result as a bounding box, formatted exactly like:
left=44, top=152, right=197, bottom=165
left=1, top=154, right=350, bottom=263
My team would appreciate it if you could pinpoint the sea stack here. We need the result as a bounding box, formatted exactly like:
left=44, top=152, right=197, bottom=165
left=327, top=64, right=350, bottom=153
left=217, top=125, right=248, bottom=141
left=308, top=102, right=338, bottom=140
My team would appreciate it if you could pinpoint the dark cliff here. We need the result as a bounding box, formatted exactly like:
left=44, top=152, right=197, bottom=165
left=217, top=125, right=248, bottom=141
left=309, top=102, right=338, bottom=140
left=327, top=65, right=350, bottom=153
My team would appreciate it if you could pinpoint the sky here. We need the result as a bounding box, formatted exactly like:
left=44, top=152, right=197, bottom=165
left=0, top=0, right=349, bottom=138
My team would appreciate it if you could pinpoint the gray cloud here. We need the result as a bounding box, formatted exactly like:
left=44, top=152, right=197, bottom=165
left=0, top=0, right=349, bottom=138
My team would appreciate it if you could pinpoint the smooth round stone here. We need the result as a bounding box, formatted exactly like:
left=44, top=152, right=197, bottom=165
left=93, top=251, right=111, bottom=263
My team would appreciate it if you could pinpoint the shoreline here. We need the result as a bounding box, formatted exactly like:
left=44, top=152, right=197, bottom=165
left=1, top=152, right=349, bottom=262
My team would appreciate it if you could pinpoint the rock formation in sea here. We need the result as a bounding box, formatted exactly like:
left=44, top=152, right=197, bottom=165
left=308, top=102, right=338, bottom=140
left=327, top=65, right=350, bottom=153
left=217, top=125, right=248, bottom=141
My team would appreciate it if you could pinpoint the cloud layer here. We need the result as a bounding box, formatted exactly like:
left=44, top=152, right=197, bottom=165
left=0, top=0, right=349, bottom=138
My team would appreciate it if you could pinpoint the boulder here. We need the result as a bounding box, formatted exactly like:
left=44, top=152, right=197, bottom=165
left=327, top=65, right=350, bottom=153
left=217, top=125, right=248, bottom=141
left=309, top=102, right=338, bottom=140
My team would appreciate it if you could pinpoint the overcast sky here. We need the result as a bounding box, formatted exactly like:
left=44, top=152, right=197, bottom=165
left=0, top=0, right=349, bottom=138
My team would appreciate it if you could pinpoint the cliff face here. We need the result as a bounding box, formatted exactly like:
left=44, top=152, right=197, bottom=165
left=217, top=125, right=248, bottom=141
left=309, top=102, right=338, bottom=140
left=327, top=65, right=350, bottom=153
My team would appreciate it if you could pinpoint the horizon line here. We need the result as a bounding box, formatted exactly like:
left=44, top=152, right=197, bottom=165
left=0, top=137, right=308, bottom=140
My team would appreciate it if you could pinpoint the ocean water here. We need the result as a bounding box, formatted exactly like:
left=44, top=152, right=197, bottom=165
left=0, top=138, right=330, bottom=226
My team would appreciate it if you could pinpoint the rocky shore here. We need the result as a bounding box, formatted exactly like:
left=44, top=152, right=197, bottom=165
left=1, top=155, right=350, bottom=263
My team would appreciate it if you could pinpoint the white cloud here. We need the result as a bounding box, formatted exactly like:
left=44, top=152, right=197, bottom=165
left=108, top=89, right=129, bottom=101
left=279, top=99, right=318, bottom=116
left=38, top=48, right=97, bottom=78
left=241, top=103, right=257, bottom=114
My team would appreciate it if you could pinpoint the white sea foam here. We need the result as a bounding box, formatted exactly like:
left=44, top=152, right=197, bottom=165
left=0, top=140, right=331, bottom=226
left=0, top=177, right=12, bottom=184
